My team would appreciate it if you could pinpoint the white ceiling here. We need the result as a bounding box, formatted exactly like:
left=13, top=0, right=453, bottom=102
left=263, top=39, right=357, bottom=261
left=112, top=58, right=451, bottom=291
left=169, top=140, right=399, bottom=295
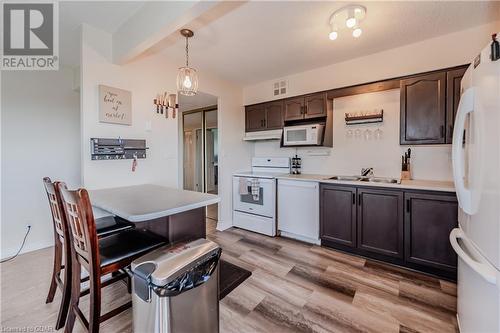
left=60, top=1, right=499, bottom=85
left=59, top=1, right=145, bottom=66
left=156, top=1, right=499, bottom=85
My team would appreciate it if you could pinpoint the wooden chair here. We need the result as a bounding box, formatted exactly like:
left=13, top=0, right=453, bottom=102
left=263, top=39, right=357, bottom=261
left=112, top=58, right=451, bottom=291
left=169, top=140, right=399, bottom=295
left=58, top=184, right=167, bottom=333
left=43, top=178, right=134, bottom=329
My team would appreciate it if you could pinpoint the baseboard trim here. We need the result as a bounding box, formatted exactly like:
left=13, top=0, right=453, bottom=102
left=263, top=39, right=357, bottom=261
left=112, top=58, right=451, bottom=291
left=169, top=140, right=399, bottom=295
left=216, top=220, right=232, bottom=231
left=1, top=240, right=54, bottom=261
left=280, top=231, right=321, bottom=245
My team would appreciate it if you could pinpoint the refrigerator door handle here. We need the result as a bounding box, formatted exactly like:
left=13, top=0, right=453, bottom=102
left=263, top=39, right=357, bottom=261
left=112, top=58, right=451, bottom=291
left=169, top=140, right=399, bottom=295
left=449, top=228, right=497, bottom=285
left=452, top=87, right=474, bottom=214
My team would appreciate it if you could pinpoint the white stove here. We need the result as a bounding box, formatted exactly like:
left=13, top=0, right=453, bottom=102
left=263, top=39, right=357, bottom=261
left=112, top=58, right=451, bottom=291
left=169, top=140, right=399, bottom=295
left=233, top=171, right=288, bottom=179
left=232, top=157, right=290, bottom=236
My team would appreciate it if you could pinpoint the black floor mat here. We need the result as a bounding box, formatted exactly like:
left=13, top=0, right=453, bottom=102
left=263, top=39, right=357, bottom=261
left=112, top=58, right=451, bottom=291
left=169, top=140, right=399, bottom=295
left=219, top=260, right=251, bottom=300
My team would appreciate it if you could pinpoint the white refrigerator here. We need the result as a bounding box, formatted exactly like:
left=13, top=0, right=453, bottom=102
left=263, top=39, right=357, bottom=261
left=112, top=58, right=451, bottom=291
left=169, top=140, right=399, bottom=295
left=450, top=36, right=500, bottom=333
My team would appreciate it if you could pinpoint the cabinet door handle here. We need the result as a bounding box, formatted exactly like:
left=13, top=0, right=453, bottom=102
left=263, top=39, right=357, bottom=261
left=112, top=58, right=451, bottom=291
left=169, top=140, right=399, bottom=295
left=263, top=119, right=266, bottom=127
left=352, top=193, right=355, bottom=205
left=440, top=125, right=445, bottom=138
left=449, top=125, right=453, bottom=139
left=406, top=199, right=411, bottom=213
left=358, top=193, right=362, bottom=206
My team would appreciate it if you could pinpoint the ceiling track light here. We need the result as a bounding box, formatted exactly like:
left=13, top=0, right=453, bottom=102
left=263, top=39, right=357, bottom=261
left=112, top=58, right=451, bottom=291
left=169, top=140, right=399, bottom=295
left=329, top=30, right=338, bottom=41
left=328, top=4, right=366, bottom=41
left=346, top=8, right=356, bottom=28
left=352, top=27, right=362, bottom=38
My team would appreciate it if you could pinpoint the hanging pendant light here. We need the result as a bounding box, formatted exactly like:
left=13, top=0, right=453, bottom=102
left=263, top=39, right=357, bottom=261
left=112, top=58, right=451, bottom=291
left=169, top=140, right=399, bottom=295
left=177, top=29, right=198, bottom=96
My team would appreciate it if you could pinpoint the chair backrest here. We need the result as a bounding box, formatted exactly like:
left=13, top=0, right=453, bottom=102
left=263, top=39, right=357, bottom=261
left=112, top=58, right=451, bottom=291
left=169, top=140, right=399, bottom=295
left=58, top=184, right=100, bottom=268
left=43, top=177, right=68, bottom=243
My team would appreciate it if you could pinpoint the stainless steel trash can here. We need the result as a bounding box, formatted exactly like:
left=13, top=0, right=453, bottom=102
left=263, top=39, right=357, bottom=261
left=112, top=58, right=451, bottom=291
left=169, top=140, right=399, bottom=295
left=131, top=238, right=221, bottom=333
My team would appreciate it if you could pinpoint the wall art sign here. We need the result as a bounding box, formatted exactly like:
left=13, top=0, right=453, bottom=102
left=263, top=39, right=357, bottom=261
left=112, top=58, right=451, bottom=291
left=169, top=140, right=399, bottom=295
left=99, top=85, right=132, bottom=125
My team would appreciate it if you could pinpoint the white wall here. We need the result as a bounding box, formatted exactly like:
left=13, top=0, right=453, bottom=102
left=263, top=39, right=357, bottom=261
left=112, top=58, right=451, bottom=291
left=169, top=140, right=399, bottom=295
left=81, top=24, right=251, bottom=230
left=244, top=21, right=500, bottom=105
left=255, top=90, right=452, bottom=181
left=1, top=68, right=80, bottom=258
left=245, top=21, right=499, bottom=181
left=81, top=25, right=180, bottom=189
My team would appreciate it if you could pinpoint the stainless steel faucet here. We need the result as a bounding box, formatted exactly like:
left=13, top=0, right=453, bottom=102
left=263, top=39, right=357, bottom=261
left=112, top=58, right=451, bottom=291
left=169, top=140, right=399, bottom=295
left=361, top=167, right=374, bottom=177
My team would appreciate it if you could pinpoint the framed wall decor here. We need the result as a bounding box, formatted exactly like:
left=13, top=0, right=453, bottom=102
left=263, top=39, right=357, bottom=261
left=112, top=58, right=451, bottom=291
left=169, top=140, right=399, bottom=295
left=99, top=85, right=132, bottom=125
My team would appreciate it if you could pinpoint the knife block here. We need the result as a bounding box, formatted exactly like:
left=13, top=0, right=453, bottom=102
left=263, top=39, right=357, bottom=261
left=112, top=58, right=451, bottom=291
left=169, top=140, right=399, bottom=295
left=401, top=164, right=411, bottom=180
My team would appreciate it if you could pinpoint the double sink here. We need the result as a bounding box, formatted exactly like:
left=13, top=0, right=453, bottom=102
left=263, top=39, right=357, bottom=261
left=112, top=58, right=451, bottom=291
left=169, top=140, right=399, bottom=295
left=327, top=175, right=401, bottom=184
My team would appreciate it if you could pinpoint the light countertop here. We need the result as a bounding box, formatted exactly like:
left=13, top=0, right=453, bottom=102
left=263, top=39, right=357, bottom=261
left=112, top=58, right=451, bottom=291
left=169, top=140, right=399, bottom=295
left=276, top=174, right=455, bottom=192
left=89, top=184, right=220, bottom=222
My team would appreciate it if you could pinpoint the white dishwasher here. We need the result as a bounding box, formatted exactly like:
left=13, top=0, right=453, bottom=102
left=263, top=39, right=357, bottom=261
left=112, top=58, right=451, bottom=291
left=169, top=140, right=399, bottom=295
left=277, top=179, right=320, bottom=244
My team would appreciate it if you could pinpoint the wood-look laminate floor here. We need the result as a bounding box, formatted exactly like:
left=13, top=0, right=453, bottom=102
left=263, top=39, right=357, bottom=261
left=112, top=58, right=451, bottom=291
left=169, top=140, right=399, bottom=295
left=1, top=221, right=458, bottom=333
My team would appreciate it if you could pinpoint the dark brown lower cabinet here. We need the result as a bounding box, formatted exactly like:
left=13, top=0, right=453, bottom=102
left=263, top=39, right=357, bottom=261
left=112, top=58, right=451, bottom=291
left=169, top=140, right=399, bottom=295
left=320, top=185, right=356, bottom=248
left=320, top=183, right=458, bottom=280
left=404, top=192, right=458, bottom=273
left=358, top=188, right=404, bottom=259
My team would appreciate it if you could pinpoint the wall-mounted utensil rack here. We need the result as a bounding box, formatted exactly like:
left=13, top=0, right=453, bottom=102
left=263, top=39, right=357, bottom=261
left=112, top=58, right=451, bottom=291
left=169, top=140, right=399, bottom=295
left=91, top=138, right=148, bottom=160
left=345, top=109, right=383, bottom=125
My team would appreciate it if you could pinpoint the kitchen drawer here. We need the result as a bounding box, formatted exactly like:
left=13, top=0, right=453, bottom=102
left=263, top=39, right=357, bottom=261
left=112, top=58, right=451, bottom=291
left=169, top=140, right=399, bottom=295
left=233, top=211, right=276, bottom=237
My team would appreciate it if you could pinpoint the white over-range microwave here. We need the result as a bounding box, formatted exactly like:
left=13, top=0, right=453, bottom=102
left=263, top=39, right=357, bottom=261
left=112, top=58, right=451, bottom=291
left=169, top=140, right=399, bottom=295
left=283, top=124, right=325, bottom=146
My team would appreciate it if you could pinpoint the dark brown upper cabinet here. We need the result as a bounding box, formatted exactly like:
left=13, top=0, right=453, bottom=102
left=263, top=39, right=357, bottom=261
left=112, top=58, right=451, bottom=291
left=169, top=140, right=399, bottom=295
left=404, top=191, right=458, bottom=273
left=264, top=101, right=284, bottom=130
left=284, top=93, right=327, bottom=121
left=400, top=72, right=447, bottom=145
left=245, top=64, right=469, bottom=146
left=245, top=101, right=284, bottom=132
left=357, top=188, right=404, bottom=259
left=245, top=104, right=266, bottom=132
left=446, top=67, right=467, bottom=143
left=284, top=96, right=304, bottom=121
left=304, top=93, right=328, bottom=119
left=320, top=184, right=357, bottom=248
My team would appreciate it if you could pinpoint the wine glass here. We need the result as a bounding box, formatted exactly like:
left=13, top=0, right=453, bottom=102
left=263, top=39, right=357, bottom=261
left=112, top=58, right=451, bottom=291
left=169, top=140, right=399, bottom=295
left=364, top=129, right=372, bottom=140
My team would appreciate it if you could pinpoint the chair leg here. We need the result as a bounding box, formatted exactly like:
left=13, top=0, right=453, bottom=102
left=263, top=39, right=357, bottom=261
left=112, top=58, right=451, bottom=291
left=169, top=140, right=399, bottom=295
left=64, top=259, right=81, bottom=333
left=46, top=240, right=62, bottom=304
left=89, top=271, right=102, bottom=333
left=55, top=243, right=72, bottom=330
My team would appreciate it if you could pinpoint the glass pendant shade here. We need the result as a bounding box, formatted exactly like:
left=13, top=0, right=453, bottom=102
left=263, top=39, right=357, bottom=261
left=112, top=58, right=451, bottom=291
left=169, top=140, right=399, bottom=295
left=177, top=66, right=198, bottom=96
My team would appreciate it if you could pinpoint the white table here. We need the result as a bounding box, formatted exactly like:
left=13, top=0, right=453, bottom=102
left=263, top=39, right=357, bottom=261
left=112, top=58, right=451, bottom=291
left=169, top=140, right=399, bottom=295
left=89, top=184, right=220, bottom=242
